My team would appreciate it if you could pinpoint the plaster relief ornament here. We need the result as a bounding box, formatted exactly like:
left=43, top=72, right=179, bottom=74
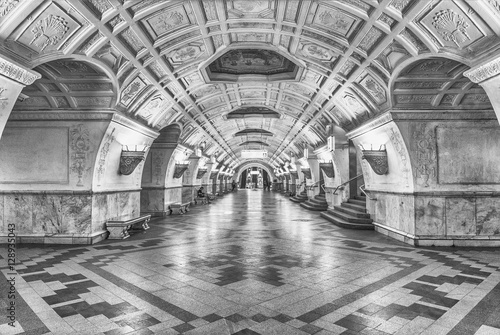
left=155, top=11, right=184, bottom=34
left=0, top=87, right=8, bottom=109
left=303, top=44, right=334, bottom=61
left=97, top=128, right=115, bottom=185
left=361, top=77, right=386, bottom=104
left=318, top=9, right=353, bottom=35
left=121, top=77, right=146, bottom=106
left=413, top=124, right=436, bottom=187
left=30, top=14, right=69, bottom=52
left=432, top=9, right=470, bottom=48
left=0, top=0, right=19, bottom=17
left=233, top=0, right=265, bottom=12
left=70, top=124, right=91, bottom=187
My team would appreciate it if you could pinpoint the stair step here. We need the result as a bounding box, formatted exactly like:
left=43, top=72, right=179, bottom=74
left=301, top=201, right=328, bottom=211
left=348, top=198, right=366, bottom=206
left=290, top=196, right=308, bottom=203
left=326, top=209, right=373, bottom=224
left=334, top=205, right=371, bottom=218
left=341, top=202, right=367, bottom=213
left=320, top=212, right=374, bottom=230
left=354, top=195, right=367, bottom=201
left=309, top=198, right=328, bottom=205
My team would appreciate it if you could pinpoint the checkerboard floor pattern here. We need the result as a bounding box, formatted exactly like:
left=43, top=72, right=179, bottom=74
left=1, top=189, right=500, bottom=334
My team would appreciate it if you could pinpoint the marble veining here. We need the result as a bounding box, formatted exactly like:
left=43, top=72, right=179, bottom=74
left=476, top=198, right=500, bottom=235
left=446, top=197, right=476, bottom=236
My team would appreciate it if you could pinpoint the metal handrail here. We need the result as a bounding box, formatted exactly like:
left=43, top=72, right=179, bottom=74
left=320, top=183, right=326, bottom=193
left=331, top=174, right=363, bottom=195
left=360, top=184, right=376, bottom=200
left=308, top=180, right=321, bottom=190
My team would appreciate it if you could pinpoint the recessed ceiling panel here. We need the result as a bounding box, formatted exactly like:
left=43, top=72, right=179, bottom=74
left=209, top=49, right=295, bottom=75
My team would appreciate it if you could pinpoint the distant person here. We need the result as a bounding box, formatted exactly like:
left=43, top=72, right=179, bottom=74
left=231, top=180, right=237, bottom=191
left=198, top=186, right=211, bottom=203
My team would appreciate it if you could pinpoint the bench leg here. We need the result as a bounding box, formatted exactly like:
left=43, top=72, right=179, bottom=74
left=107, top=226, right=130, bottom=240
left=131, top=218, right=150, bottom=230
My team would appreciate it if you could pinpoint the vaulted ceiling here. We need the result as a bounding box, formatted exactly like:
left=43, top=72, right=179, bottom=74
left=3, top=0, right=499, bottom=168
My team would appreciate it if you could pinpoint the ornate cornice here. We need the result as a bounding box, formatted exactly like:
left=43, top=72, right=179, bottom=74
left=0, top=56, right=41, bottom=85
left=112, top=114, right=159, bottom=139
left=391, top=110, right=497, bottom=121
left=464, top=57, right=500, bottom=83
left=8, top=111, right=114, bottom=121
left=346, top=112, right=393, bottom=139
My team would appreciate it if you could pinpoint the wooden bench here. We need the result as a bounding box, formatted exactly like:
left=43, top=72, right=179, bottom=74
left=170, top=202, right=190, bottom=215
left=106, top=214, right=151, bottom=240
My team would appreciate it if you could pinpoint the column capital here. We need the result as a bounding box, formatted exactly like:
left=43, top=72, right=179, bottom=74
left=464, top=56, right=500, bottom=84
left=0, top=55, right=40, bottom=85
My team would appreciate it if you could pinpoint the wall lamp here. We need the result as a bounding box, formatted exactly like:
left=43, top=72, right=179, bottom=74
left=173, top=160, right=190, bottom=178
left=361, top=144, right=388, bottom=175
left=119, top=145, right=149, bottom=175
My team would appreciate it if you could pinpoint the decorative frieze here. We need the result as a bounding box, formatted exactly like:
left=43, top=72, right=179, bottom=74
left=0, top=57, right=41, bottom=85
left=464, top=57, right=500, bottom=83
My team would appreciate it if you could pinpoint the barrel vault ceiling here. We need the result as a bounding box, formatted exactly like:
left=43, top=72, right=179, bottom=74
left=2, top=0, right=499, bottom=167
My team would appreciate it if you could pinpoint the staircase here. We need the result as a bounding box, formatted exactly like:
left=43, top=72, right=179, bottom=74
left=320, top=195, right=374, bottom=229
left=290, top=190, right=308, bottom=203
left=300, top=194, right=328, bottom=211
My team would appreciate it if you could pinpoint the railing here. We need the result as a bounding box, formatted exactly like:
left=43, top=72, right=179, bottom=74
left=320, top=183, right=326, bottom=193
left=307, top=180, right=321, bottom=190
left=360, top=184, right=376, bottom=200
left=330, top=174, right=363, bottom=196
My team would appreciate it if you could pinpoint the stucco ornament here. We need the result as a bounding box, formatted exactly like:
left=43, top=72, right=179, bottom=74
left=196, top=167, right=208, bottom=179
left=432, top=9, right=470, bottom=48
left=30, top=14, right=70, bottom=52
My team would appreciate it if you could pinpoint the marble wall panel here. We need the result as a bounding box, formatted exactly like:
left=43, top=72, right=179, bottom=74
left=384, top=195, right=401, bottom=231
left=165, top=187, right=182, bottom=205
left=92, top=194, right=108, bottom=232
left=4, top=195, right=33, bottom=233
left=141, top=189, right=165, bottom=212
left=446, top=198, right=476, bottom=236
left=0, top=195, right=4, bottom=233
left=400, top=196, right=415, bottom=235
left=374, top=196, right=386, bottom=223
left=476, top=198, right=500, bottom=235
left=415, top=197, right=445, bottom=236
left=61, top=195, right=92, bottom=235
left=182, top=186, right=193, bottom=203
left=119, top=191, right=140, bottom=219
left=32, top=195, right=62, bottom=234
left=107, top=192, right=120, bottom=220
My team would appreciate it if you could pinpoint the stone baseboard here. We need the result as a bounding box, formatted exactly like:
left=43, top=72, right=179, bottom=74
left=0, top=230, right=109, bottom=245
left=374, top=222, right=500, bottom=247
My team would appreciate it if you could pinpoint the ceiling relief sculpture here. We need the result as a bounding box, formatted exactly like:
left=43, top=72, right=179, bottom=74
left=226, top=107, right=280, bottom=119
left=209, top=49, right=295, bottom=75
left=4, top=0, right=499, bottom=169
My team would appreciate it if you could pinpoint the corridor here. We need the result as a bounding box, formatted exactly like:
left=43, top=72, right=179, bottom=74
left=1, top=190, right=500, bottom=335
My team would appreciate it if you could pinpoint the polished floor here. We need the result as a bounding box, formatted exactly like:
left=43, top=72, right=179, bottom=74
left=1, top=189, right=500, bottom=335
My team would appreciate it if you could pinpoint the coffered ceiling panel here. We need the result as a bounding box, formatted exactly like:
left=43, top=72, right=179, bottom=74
left=3, top=0, right=499, bottom=169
